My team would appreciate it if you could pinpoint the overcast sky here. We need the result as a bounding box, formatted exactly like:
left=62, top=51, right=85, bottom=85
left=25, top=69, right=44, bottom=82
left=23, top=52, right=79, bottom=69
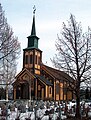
left=1, top=0, right=91, bottom=73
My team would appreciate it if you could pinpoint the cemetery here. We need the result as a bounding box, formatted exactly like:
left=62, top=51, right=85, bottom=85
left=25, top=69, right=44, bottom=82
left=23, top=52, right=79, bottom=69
left=0, top=99, right=91, bottom=120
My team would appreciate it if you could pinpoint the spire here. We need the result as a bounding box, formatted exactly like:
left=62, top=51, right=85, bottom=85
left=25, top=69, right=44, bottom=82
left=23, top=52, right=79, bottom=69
left=27, top=6, right=39, bottom=49
left=31, top=5, right=36, bottom=36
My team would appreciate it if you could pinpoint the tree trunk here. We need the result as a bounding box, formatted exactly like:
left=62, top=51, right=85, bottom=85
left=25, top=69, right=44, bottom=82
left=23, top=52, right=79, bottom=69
left=6, top=84, right=8, bottom=100
left=75, top=90, right=81, bottom=118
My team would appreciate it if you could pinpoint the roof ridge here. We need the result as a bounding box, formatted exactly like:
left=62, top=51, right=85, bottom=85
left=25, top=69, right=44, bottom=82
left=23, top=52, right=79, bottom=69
left=42, top=64, right=74, bottom=82
left=42, top=64, right=64, bottom=73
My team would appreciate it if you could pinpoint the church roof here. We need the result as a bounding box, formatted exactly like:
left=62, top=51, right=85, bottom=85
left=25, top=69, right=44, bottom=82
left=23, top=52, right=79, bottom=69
left=13, top=68, right=53, bottom=86
left=35, top=74, right=53, bottom=86
left=23, top=46, right=42, bottom=52
left=41, top=64, right=74, bottom=82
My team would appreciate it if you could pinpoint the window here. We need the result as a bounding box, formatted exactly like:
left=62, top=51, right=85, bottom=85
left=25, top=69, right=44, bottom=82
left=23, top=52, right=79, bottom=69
left=25, top=55, right=28, bottom=64
left=35, top=55, right=37, bottom=64
left=30, top=55, right=33, bottom=64
left=64, top=82, right=67, bottom=88
left=50, top=80, right=52, bottom=83
left=38, top=56, right=40, bottom=65
left=49, top=87, right=52, bottom=94
left=56, top=83, right=59, bottom=94
left=38, top=85, right=41, bottom=91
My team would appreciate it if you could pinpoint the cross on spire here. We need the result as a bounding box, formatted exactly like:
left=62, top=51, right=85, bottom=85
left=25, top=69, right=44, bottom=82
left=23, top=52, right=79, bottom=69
left=27, top=5, right=39, bottom=49
left=33, top=5, right=36, bottom=14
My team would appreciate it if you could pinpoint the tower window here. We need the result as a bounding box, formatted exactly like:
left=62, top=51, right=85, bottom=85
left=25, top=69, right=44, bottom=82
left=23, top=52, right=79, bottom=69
left=38, top=56, right=40, bottom=65
left=35, top=55, right=37, bottom=64
left=30, top=54, right=33, bottom=64
left=25, top=55, right=28, bottom=64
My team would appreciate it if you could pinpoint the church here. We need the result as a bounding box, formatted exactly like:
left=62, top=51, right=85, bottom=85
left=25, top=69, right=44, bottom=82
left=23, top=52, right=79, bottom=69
left=13, top=9, right=74, bottom=101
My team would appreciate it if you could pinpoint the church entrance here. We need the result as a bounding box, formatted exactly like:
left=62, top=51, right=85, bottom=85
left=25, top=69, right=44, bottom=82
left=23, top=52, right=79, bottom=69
left=16, top=82, right=29, bottom=99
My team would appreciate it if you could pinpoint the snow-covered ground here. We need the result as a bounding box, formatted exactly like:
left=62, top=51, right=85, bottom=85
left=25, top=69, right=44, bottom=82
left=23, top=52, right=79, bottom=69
left=0, top=100, right=91, bottom=120
left=0, top=107, right=67, bottom=120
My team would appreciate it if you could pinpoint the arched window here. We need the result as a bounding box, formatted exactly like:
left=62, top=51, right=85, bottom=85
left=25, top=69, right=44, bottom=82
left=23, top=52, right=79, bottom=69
left=30, top=54, right=33, bottom=64
left=38, top=56, right=40, bottom=65
left=25, top=55, right=28, bottom=64
left=38, top=85, right=41, bottom=91
left=35, top=55, right=37, bottom=64
left=56, top=81, right=59, bottom=94
left=49, top=87, right=52, bottom=94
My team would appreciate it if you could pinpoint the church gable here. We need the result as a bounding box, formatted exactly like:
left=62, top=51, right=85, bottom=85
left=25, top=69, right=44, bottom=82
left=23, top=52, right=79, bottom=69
left=14, top=68, right=35, bottom=86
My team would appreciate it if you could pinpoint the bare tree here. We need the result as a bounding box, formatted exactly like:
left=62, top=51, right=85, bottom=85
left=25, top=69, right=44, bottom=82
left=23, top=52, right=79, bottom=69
left=0, top=3, right=21, bottom=99
left=52, top=14, right=91, bottom=118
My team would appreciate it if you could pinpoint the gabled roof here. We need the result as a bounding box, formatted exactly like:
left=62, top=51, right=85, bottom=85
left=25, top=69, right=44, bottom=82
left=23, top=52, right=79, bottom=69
left=13, top=68, right=35, bottom=86
left=14, top=64, right=74, bottom=87
left=35, top=74, right=53, bottom=86
left=41, top=64, right=74, bottom=82
left=15, top=68, right=35, bottom=79
left=14, top=68, right=52, bottom=86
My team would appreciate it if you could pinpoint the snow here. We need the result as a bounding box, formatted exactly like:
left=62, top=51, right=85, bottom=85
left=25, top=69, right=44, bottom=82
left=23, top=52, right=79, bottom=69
left=0, top=100, right=91, bottom=119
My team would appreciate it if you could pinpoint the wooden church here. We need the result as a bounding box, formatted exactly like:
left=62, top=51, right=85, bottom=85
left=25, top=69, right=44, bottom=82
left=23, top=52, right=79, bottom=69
left=13, top=9, right=74, bottom=101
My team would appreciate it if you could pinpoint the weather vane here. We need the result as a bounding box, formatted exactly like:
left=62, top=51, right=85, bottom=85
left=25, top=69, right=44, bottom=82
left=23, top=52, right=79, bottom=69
left=33, top=5, right=36, bottom=14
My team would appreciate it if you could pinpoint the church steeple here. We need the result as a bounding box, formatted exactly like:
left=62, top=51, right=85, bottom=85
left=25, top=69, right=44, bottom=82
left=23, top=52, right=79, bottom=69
left=31, top=9, right=36, bottom=36
left=23, top=6, right=42, bottom=74
left=27, top=6, right=39, bottom=49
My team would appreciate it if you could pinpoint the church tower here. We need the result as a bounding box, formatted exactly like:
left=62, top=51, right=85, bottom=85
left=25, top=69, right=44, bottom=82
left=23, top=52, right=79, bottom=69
left=23, top=7, right=42, bottom=75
